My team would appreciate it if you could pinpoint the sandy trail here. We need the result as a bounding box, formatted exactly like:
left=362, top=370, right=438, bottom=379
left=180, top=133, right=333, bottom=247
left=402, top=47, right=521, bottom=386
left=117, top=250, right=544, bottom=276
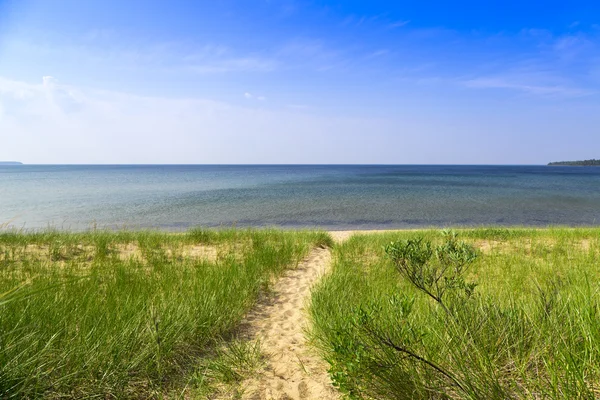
left=232, top=247, right=339, bottom=400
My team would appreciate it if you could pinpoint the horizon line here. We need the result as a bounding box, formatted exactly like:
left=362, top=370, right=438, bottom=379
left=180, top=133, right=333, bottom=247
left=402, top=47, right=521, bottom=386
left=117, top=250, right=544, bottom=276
left=0, top=163, right=553, bottom=166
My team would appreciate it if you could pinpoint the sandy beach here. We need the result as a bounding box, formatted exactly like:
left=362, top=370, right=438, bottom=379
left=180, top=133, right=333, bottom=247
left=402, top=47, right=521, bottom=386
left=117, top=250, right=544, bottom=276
left=327, top=229, right=420, bottom=243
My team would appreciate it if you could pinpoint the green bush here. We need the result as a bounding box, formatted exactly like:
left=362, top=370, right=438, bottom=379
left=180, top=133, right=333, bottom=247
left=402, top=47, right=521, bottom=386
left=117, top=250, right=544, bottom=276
left=310, top=228, right=600, bottom=399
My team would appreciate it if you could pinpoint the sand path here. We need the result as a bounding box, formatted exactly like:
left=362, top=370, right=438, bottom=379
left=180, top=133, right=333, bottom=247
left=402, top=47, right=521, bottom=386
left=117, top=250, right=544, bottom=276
left=232, top=246, right=339, bottom=400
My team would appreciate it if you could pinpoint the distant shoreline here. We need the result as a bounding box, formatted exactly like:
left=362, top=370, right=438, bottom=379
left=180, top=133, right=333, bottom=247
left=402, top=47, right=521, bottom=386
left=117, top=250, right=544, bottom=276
left=548, top=159, right=600, bottom=166
left=0, top=161, right=23, bottom=166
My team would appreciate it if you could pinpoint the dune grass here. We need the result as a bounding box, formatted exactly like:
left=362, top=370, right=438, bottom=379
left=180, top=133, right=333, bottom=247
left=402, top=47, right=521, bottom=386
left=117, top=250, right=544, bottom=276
left=0, top=228, right=331, bottom=398
left=309, top=227, right=600, bottom=399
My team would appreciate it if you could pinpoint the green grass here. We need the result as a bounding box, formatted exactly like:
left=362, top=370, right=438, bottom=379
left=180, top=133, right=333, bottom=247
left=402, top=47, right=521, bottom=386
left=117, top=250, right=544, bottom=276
left=309, top=227, right=600, bottom=399
left=0, top=228, right=332, bottom=398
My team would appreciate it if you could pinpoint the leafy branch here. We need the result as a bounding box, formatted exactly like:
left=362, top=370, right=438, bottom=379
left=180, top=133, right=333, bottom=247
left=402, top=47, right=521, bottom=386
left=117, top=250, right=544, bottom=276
left=384, top=230, right=478, bottom=315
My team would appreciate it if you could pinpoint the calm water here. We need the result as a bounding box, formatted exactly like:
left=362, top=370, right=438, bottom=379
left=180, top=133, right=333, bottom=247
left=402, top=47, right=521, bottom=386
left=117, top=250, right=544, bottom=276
left=1, top=165, right=599, bottom=231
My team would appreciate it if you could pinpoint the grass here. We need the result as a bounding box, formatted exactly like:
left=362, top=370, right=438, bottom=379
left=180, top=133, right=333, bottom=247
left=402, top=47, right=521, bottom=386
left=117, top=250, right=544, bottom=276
left=0, top=228, right=331, bottom=398
left=189, top=338, right=265, bottom=398
left=309, top=227, right=600, bottom=399
left=4, top=226, right=600, bottom=399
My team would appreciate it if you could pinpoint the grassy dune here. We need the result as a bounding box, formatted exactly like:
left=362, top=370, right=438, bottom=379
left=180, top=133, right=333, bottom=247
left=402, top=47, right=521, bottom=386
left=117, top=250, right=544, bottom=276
left=0, top=229, right=331, bottom=398
left=3, top=227, right=600, bottom=399
left=310, top=228, right=600, bottom=399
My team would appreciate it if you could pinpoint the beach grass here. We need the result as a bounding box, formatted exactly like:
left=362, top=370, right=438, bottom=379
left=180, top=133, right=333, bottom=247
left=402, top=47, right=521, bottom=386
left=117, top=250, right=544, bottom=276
left=3, top=226, right=600, bottom=399
left=0, top=228, right=331, bottom=398
left=309, top=227, right=600, bottom=399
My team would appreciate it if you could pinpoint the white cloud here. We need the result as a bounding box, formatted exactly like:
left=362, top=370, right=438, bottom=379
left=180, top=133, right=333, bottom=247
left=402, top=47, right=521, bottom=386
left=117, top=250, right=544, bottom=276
left=42, top=76, right=57, bottom=88
left=244, top=92, right=266, bottom=101
left=0, top=77, right=37, bottom=99
left=40, top=76, right=84, bottom=113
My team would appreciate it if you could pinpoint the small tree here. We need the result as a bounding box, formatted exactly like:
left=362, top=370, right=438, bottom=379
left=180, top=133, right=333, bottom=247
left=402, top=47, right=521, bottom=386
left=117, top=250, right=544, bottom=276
left=384, top=230, right=478, bottom=315
left=343, top=232, right=481, bottom=397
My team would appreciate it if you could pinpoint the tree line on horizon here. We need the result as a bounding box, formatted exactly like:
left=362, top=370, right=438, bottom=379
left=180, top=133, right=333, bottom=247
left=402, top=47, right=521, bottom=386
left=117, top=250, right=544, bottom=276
left=548, top=159, right=600, bottom=166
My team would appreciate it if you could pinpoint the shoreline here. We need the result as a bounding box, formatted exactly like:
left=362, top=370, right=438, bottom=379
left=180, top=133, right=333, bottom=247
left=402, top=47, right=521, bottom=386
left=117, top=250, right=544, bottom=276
left=3, top=225, right=598, bottom=245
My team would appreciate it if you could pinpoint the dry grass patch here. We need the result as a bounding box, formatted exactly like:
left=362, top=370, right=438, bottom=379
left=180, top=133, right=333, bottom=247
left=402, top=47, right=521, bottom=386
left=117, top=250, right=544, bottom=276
left=471, top=238, right=598, bottom=255
left=1, top=243, right=234, bottom=264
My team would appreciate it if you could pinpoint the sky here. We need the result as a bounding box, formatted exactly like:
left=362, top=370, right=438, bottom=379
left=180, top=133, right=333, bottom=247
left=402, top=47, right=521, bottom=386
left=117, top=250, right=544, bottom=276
left=1, top=0, right=599, bottom=164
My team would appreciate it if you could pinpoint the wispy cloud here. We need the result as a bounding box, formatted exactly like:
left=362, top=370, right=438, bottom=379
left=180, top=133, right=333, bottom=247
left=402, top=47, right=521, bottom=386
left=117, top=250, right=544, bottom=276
left=264, top=0, right=299, bottom=18
left=341, top=14, right=382, bottom=27
left=0, top=76, right=412, bottom=164
left=285, top=104, right=309, bottom=110
left=82, top=28, right=118, bottom=42
left=460, top=29, right=600, bottom=98
left=551, top=34, right=594, bottom=61
left=176, top=44, right=278, bottom=73
left=42, top=76, right=84, bottom=113
left=0, top=77, right=37, bottom=99
left=244, top=92, right=266, bottom=100
left=365, top=49, right=390, bottom=59
left=388, top=20, right=410, bottom=29
left=185, top=56, right=277, bottom=74
left=519, top=28, right=553, bottom=38
left=464, top=76, right=594, bottom=97
left=275, top=38, right=351, bottom=71
left=5, top=35, right=278, bottom=76
left=341, top=13, right=409, bottom=30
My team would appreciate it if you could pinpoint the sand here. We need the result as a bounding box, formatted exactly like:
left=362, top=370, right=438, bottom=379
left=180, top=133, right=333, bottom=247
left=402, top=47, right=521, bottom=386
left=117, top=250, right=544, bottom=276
left=328, top=229, right=405, bottom=243
left=227, top=246, right=339, bottom=400
left=219, top=230, right=414, bottom=399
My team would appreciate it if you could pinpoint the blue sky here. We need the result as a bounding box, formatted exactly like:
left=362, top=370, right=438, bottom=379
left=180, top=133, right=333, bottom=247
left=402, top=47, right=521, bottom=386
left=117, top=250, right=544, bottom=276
left=1, top=0, right=599, bottom=164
